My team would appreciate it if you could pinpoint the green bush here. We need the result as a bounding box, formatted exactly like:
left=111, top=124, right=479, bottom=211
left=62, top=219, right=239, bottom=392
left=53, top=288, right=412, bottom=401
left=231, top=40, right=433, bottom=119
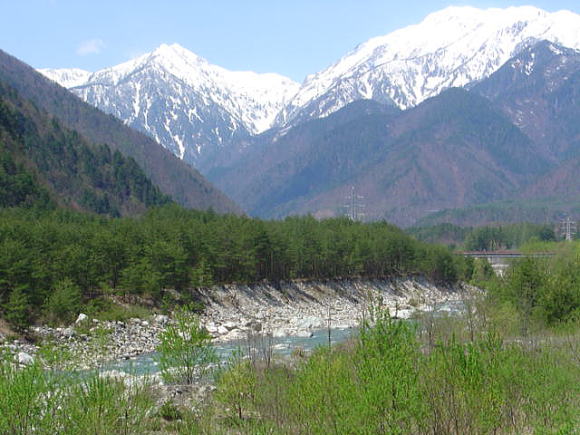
left=156, top=306, right=217, bottom=385
left=0, top=358, right=155, bottom=433
left=486, top=255, right=580, bottom=327
left=215, top=352, right=258, bottom=421
left=206, top=304, right=579, bottom=433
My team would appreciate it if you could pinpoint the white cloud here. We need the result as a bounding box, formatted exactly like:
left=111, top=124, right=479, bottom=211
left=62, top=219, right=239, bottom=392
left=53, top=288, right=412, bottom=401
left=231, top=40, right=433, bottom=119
left=76, top=38, right=105, bottom=56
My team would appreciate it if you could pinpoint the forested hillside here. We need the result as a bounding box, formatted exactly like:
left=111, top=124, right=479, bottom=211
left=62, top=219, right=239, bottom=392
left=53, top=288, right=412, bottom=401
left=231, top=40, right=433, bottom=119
left=0, top=82, right=170, bottom=216
left=413, top=198, right=580, bottom=228
left=0, top=49, right=241, bottom=215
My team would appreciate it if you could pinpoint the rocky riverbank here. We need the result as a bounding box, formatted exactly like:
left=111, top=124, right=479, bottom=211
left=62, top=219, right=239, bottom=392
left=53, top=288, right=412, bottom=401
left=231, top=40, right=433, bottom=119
left=197, top=277, right=466, bottom=342
left=1, top=277, right=468, bottom=369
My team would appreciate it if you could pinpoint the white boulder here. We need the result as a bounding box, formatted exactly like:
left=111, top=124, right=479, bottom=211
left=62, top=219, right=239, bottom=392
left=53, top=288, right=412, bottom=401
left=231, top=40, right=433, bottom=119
left=223, top=321, right=238, bottom=331
left=17, top=352, right=34, bottom=366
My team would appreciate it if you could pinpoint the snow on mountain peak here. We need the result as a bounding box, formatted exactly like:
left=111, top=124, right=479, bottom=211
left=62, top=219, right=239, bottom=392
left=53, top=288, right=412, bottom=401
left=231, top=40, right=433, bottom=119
left=37, top=43, right=299, bottom=167
left=47, top=43, right=299, bottom=136
left=35, top=6, right=580, bottom=169
left=279, top=5, right=580, bottom=126
left=38, top=68, right=91, bottom=88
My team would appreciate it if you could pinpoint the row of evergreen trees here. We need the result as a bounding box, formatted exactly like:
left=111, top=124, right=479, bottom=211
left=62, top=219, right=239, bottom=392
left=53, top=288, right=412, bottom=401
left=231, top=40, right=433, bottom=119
left=0, top=205, right=469, bottom=329
left=408, top=222, right=556, bottom=250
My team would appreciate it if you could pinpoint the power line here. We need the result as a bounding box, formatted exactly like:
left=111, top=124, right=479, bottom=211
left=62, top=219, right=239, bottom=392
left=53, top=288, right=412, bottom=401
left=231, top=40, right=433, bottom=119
left=344, top=186, right=365, bottom=221
left=559, top=216, right=577, bottom=242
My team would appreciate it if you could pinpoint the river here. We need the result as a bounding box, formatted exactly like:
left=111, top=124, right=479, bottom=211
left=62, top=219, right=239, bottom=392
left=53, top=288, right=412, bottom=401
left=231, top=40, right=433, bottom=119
left=101, top=300, right=465, bottom=375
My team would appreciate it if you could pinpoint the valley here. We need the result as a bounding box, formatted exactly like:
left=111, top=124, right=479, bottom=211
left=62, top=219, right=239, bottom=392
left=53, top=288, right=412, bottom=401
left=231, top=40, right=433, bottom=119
left=0, top=3, right=579, bottom=433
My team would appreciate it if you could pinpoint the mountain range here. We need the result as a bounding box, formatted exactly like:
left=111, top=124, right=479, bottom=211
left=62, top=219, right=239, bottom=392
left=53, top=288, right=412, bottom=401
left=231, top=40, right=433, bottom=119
left=36, top=6, right=580, bottom=225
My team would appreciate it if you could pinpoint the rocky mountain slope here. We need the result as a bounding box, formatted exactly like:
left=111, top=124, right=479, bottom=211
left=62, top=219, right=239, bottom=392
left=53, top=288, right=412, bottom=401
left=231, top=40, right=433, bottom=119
left=0, top=49, right=241, bottom=214
left=40, top=44, right=299, bottom=171
left=472, top=40, right=580, bottom=160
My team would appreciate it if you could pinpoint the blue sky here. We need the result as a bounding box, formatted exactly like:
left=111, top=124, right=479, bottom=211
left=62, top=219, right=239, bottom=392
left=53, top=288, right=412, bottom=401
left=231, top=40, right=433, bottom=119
left=1, top=0, right=579, bottom=82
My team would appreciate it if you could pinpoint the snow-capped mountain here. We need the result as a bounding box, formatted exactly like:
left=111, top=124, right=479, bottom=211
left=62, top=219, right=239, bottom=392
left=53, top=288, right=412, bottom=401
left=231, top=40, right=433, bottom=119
left=40, top=68, right=91, bottom=88
left=38, top=6, right=580, bottom=172
left=39, top=44, right=299, bottom=169
left=277, top=5, right=580, bottom=126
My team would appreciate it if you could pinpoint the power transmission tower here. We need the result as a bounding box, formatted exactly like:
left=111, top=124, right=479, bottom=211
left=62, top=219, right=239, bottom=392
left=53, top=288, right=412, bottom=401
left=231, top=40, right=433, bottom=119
left=559, top=217, right=577, bottom=241
left=344, top=186, right=365, bottom=221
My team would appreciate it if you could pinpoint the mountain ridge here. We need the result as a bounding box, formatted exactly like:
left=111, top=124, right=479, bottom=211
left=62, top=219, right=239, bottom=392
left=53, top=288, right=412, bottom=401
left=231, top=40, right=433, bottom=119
left=38, top=6, right=580, bottom=173
left=279, top=5, right=580, bottom=127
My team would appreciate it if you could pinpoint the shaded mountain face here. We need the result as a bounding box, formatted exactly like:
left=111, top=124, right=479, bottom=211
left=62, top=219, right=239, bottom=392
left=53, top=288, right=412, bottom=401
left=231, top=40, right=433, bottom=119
left=0, top=81, right=170, bottom=216
left=207, top=100, right=401, bottom=217
left=210, top=89, right=550, bottom=226
left=0, top=49, right=241, bottom=215
left=472, top=41, right=580, bottom=160
left=40, top=44, right=299, bottom=172
left=409, top=41, right=580, bottom=227
left=523, top=158, right=580, bottom=201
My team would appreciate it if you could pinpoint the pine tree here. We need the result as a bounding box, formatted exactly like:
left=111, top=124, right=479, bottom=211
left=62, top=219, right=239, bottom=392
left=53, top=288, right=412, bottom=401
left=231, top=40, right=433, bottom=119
left=4, top=286, right=30, bottom=331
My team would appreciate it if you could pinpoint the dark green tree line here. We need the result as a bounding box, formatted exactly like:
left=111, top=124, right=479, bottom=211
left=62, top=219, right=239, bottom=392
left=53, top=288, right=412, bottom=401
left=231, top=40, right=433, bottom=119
left=0, top=205, right=467, bottom=328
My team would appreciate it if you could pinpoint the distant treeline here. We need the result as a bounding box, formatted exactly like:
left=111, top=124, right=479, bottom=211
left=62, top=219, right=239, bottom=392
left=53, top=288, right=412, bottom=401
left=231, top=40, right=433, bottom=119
left=408, top=222, right=557, bottom=251
left=0, top=205, right=470, bottom=329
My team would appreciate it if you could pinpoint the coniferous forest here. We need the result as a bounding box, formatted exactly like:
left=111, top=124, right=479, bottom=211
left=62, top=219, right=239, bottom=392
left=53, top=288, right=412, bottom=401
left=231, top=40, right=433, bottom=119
left=0, top=82, right=171, bottom=217
left=0, top=205, right=465, bottom=329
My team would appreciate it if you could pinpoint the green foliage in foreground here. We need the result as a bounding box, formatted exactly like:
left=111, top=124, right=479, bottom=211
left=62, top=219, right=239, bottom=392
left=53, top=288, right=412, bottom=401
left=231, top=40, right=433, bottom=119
left=209, top=311, right=579, bottom=434
left=0, top=356, right=155, bottom=434
left=0, top=205, right=468, bottom=329
left=468, top=241, right=580, bottom=329
left=1, top=297, right=578, bottom=434
left=484, top=255, right=580, bottom=328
